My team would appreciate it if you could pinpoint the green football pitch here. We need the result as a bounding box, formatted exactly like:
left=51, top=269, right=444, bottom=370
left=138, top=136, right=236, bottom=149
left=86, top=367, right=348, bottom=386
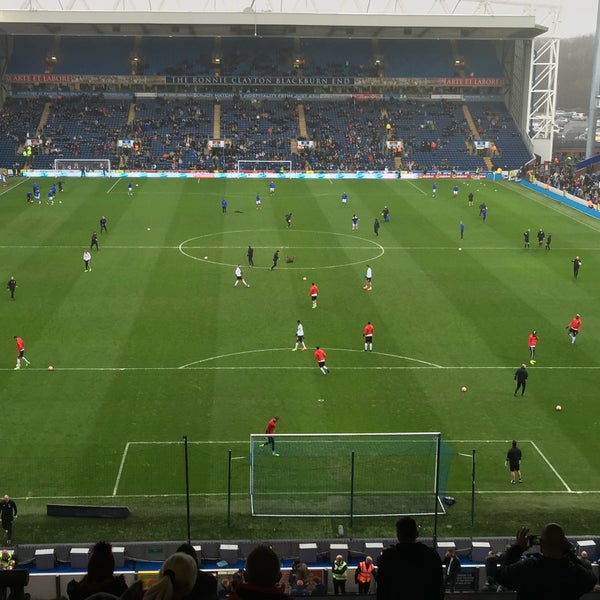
left=1, top=175, right=599, bottom=544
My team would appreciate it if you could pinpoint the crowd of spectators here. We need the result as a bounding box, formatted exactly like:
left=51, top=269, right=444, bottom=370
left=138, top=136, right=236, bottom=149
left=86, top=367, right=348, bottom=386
left=533, top=163, right=600, bottom=207
left=0, top=92, right=536, bottom=173
left=49, top=519, right=599, bottom=599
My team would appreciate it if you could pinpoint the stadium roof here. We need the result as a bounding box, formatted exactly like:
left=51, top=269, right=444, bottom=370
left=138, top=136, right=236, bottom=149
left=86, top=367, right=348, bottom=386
left=0, top=10, right=547, bottom=39
left=1, top=0, right=554, bottom=39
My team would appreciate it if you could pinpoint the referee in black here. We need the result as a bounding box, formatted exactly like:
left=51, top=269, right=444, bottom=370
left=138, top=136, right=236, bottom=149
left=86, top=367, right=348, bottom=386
left=0, top=495, right=17, bottom=545
left=505, top=440, right=522, bottom=484
left=513, top=363, right=528, bottom=397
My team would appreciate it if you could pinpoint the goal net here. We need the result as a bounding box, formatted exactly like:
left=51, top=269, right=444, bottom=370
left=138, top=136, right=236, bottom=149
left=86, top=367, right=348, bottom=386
left=54, top=159, right=111, bottom=172
left=249, top=432, right=456, bottom=517
left=236, top=160, right=292, bottom=174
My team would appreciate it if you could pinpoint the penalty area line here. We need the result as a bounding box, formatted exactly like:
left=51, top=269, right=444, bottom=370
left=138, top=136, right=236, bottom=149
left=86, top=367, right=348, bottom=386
left=530, top=440, right=572, bottom=492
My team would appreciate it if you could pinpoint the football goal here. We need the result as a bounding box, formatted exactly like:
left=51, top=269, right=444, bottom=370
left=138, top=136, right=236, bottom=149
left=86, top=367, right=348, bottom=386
left=54, top=159, right=111, bottom=172
left=249, top=432, right=456, bottom=517
left=236, top=160, right=292, bottom=174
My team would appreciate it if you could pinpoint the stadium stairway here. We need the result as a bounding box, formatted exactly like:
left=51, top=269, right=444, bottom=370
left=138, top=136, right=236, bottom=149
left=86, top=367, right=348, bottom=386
left=297, top=104, right=307, bottom=138
left=127, top=102, right=136, bottom=124
left=36, top=103, right=51, bottom=137
left=462, top=104, right=493, bottom=170
left=213, top=103, right=221, bottom=139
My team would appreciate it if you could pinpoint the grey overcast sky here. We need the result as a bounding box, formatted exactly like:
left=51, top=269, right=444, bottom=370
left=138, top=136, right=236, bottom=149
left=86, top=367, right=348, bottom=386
left=545, top=0, right=599, bottom=37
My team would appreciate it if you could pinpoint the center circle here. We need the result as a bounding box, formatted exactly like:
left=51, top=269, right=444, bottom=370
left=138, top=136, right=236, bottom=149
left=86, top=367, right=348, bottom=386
left=178, top=229, right=384, bottom=269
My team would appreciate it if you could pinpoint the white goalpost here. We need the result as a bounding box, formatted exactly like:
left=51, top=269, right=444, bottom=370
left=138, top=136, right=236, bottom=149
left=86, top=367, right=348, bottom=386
left=236, top=160, right=292, bottom=174
left=54, top=159, right=111, bottom=173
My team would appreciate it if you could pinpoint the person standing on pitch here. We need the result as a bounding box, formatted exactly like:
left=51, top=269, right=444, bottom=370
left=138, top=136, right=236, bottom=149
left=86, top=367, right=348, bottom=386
left=13, top=336, right=30, bottom=370
left=83, top=250, right=92, bottom=272
left=90, top=231, right=99, bottom=251
left=374, top=218, right=380, bottom=236
left=545, top=233, right=552, bottom=250
left=513, top=364, right=528, bottom=397
left=363, top=321, right=374, bottom=352
left=260, top=416, right=279, bottom=456
left=314, top=346, right=329, bottom=375
left=572, top=256, right=582, bottom=279
left=309, top=282, right=319, bottom=309
left=0, top=495, right=17, bottom=545
left=523, top=229, right=530, bottom=249
left=100, top=216, right=108, bottom=233
left=363, top=265, right=372, bottom=291
left=566, top=314, right=581, bottom=345
left=528, top=330, right=539, bottom=364
left=537, top=228, right=545, bottom=248
left=292, top=320, right=307, bottom=352
left=270, top=250, right=279, bottom=270
left=460, top=221, right=465, bottom=240
left=6, top=277, right=16, bottom=300
left=247, top=245, right=254, bottom=267
left=234, top=265, right=250, bottom=288
left=505, top=440, right=522, bottom=484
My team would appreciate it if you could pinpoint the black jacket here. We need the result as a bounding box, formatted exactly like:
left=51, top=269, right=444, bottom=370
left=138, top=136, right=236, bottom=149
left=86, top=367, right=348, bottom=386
left=376, top=542, right=443, bottom=600
left=496, top=545, right=597, bottom=599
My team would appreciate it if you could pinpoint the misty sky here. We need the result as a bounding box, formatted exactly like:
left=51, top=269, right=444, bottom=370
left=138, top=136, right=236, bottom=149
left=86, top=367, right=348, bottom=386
left=549, top=0, right=598, bottom=37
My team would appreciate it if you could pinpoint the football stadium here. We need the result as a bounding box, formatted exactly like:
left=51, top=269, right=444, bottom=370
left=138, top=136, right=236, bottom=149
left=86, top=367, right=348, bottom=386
left=1, top=0, right=600, bottom=596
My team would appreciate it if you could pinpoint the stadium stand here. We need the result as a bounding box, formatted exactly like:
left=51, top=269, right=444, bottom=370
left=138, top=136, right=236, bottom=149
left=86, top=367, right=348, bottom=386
left=1, top=35, right=539, bottom=173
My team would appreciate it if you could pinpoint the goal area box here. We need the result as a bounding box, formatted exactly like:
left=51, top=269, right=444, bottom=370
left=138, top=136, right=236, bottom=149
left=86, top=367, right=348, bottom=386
left=249, top=432, right=456, bottom=517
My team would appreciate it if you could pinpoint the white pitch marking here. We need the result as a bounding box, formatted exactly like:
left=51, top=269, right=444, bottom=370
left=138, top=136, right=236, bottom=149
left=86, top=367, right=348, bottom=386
left=106, top=178, right=120, bottom=194
left=112, top=441, right=131, bottom=496
left=530, top=440, right=572, bottom=492
left=178, top=347, right=442, bottom=369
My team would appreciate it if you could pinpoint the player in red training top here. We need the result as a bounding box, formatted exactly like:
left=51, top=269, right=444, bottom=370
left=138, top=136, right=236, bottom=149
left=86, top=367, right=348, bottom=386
left=13, top=336, right=31, bottom=370
left=528, top=330, right=539, bottom=364
left=566, top=314, right=581, bottom=345
left=314, top=346, right=329, bottom=375
left=260, top=416, right=279, bottom=456
left=363, top=322, right=374, bottom=352
left=309, top=283, right=319, bottom=309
